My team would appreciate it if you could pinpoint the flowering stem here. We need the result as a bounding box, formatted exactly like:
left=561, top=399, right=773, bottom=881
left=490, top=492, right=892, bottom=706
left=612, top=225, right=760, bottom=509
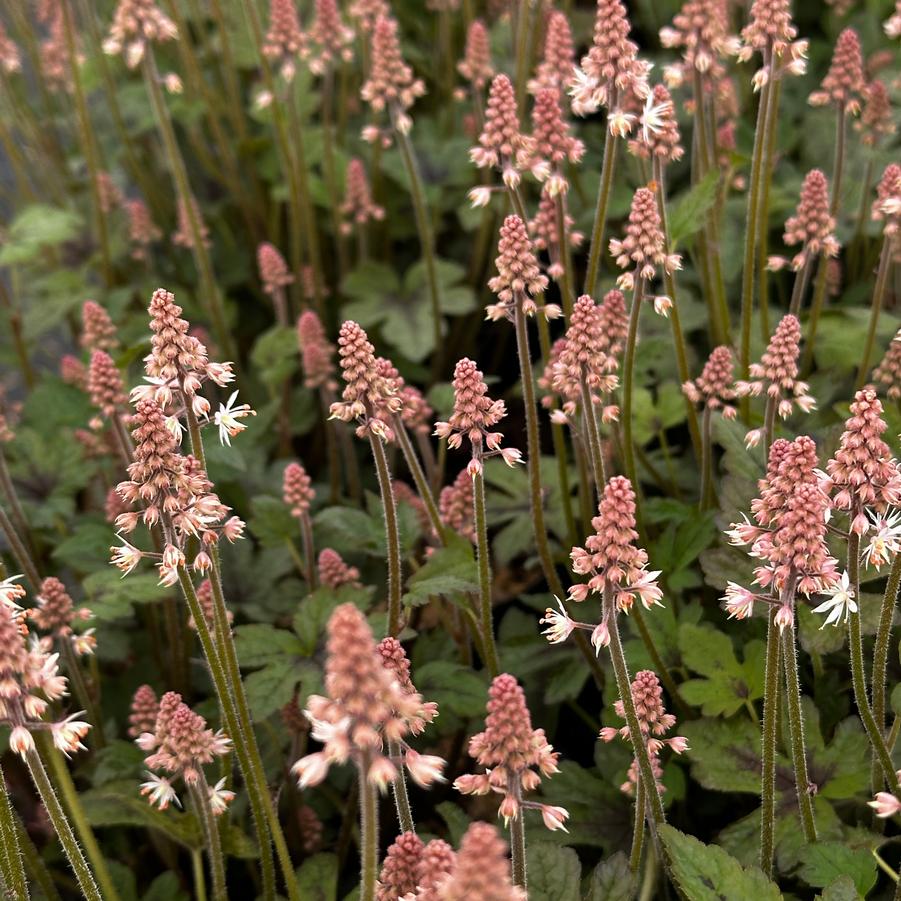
left=763, top=396, right=778, bottom=456
left=60, top=0, right=111, bottom=287
left=583, top=129, right=619, bottom=297
left=759, top=607, right=781, bottom=877
left=24, top=746, right=101, bottom=901
left=473, top=467, right=500, bottom=677
left=510, top=809, right=527, bottom=888
left=779, top=602, right=817, bottom=842
left=554, top=195, right=576, bottom=318
left=739, top=60, right=775, bottom=394
left=189, top=780, right=227, bottom=901
left=359, top=764, right=379, bottom=901
left=388, top=739, right=415, bottom=834
left=0, top=504, right=40, bottom=591
left=787, top=255, right=814, bottom=318
left=393, top=420, right=444, bottom=540
left=699, top=407, right=713, bottom=511
left=0, top=762, right=27, bottom=901
left=799, top=259, right=829, bottom=375
left=621, top=278, right=644, bottom=506
left=756, top=77, right=782, bottom=343
left=299, top=512, right=317, bottom=590
left=831, top=108, right=848, bottom=219
left=192, top=849, right=208, bottom=901
left=142, top=52, right=233, bottom=359
left=580, top=378, right=607, bottom=492
left=369, top=434, right=403, bottom=636
left=871, top=546, right=901, bottom=790
left=60, top=640, right=105, bottom=750
left=395, top=126, right=442, bottom=360
left=603, top=591, right=665, bottom=827
left=0, top=449, right=32, bottom=556
left=321, top=70, right=350, bottom=278
left=855, top=239, right=892, bottom=388
left=847, top=532, right=900, bottom=790
left=630, top=779, right=646, bottom=874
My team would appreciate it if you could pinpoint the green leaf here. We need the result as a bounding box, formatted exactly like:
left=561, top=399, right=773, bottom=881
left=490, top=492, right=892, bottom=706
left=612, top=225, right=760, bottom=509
left=52, top=520, right=116, bottom=571
left=82, top=570, right=168, bottom=622
left=816, top=875, right=863, bottom=901
left=249, top=326, right=299, bottom=391
left=243, top=659, right=308, bottom=719
left=0, top=204, right=83, bottom=264
left=313, top=506, right=382, bottom=555
left=436, top=801, right=470, bottom=847
left=233, top=624, right=305, bottom=668
left=142, top=872, right=189, bottom=901
left=295, top=853, right=338, bottom=901
left=247, top=496, right=299, bottom=550
left=798, top=843, right=876, bottom=896
left=402, top=535, right=479, bottom=606
left=524, top=843, right=580, bottom=901
left=415, top=661, right=488, bottom=717
left=668, top=171, right=721, bottom=246
left=588, top=852, right=636, bottom=901
left=659, top=825, right=782, bottom=900
left=293, top=584, right=375, bottom=656
left=680, top=717, right=763, bottom=794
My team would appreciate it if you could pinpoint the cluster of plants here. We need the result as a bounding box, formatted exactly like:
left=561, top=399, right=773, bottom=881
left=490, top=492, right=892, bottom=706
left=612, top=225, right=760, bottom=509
left=0, top=0, right=900, bottom=898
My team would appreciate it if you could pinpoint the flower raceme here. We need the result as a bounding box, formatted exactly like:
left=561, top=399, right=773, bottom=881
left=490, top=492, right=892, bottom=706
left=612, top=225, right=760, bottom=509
left=104, top=0, right=177, bottom=68
left=770, top=170, right=840, bottom=272
left=454, top=673, right=568, bottom=831
left=683, top=346, right=738, bottom=418
left=486, top=215, right=555, bottom=321
left=290, top=604, right=443, bottom=791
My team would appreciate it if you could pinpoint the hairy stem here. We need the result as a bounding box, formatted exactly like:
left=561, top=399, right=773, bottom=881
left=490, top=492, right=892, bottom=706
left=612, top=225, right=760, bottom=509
left=473, top=466, right=500, bottom=676
left=359, top=765, right=379, bottom=901
left=389, top=739, right=415, bottom=834
left=190, top=780, right=228, bottom=901
left=760, top=607, right=780, bottom=877
left=370, top=434, right=403, bottom=636
left=621, top=279, right=645, bottom=501
left=855, top=239, right=892, bottom=388
left=630, top=778, right=646, bottom=874
left=872, top=546, right=901, bottom=790
left=583, top=127, right=619, bottom=297
left=0, top=762, right=28, bottom=901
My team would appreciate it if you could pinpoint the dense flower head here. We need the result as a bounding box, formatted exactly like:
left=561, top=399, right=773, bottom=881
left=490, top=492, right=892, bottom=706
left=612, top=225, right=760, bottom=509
left=457, top=20, right=494, bottom=91
left=257, top=242, right=294, bottom=296
left=439, top=469, right=475, bottom=542
left=873, top=163, right=901, bottom=235
left=297, top=310, right=337, bottom=390
left=454, top=673, right=565, bottom=828
left=172, top=196, right=210, bottom=250
left=97, top=172, right=123, bottom=214
left=40, top=10, right=72, bottom=92
left=598, top=289, right=629, bottom=360
left=411, top=838, right=457, bottom=901
left=28, top=578, right=90, bottom=647
left=330, top=320, right=402, bottom=440
left=0, top=601, right=87, bottom=759
left=377, top=832, right=424, bottom=901
left=305, top=0, right=354, bottom=75
left=317, top=548, right=363, bottom=588
left=290, top=603, right=442, bottom=790
left=349, top=0, right=389, bottom=34
left=104, top=0, right=177, bottom=68
left=599, top=670, right=688, bottom=794
left=0, top=23, right=20, bottom=74
left=61, top=355, right=88, bottom=390
left=628, top=84, right=683, bottom=164
left=683, top=346, right=737, bottom=417
left=823, top=388, right=901, bottom=532
left=809, top=28, right=864, bottom=112
left=528, top=192, right=583, bottom=279
left=572, top=0, right=651, bottom=123
left=262, top=0, right=306, bottom=81
left=659, top=0, right=738, bottom=75
left=126, top=199, right=161, bottom=261
left=738, top=0, right=807, bottom=88
left=520, top=89, right=585, bottom=194
left=550, top=295, right=619, bottom=418
left=434, top=358, right=522, bottom=473
left=529, top=10, right=575, bottom=96
left=138, top=691, right=231, bottom=808
left=887, top=0, right=901, bottom=38
left=361, top=15, right=425, bottom=129
left=735, top=314, right=815, bottom=430
left=81, top=300, right=119, bottom=354
left=128, top=684, right=159, bottom=739
left=781, top=170, right=839, bottom=269
left=429, top=822, right=524, bottom=901
left=470, top=75, right=531, bottom=184
left=297, top=805, right=323, bottom=853
left=340, top=158, right=385, bottom=233
left=609, top=187, right=681, bottom=290
left=856, top=80, right=895, bottom=147
left=569, top=476, right=663, bottom=613
left=377, top=638, right=438, bottom=732
left=873, top=331, right=901, bottom=399
left=283, top=461, right=315, bottom=517
left=88, top=351, right=128, bottom=418
left=487, top=215, right=551, bottom=319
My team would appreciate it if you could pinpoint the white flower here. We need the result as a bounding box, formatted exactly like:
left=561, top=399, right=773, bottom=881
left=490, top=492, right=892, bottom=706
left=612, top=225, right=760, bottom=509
left=51, top=713, right=91, bottom=757
left=404, top=749, right=446, bottom=787
left=722, top=582, right=756, bottom=620
left=140, top=772, right=180, bottom=810
left=111, top=536, right=143, bottom=576
left=211, top=391, right=256, bottom=446
left=812, top=571, right=857, bottom=628
left=0, top=575, right=25, bottom=610
left=865, top=511, right=901, bottom=569
left=208, top=777, right=235, bottom=816
left=539, top=804, right=570, bottom=832
left=640, top=95, right=672, bottom=143
left=540, top=597, right=575, bottom=644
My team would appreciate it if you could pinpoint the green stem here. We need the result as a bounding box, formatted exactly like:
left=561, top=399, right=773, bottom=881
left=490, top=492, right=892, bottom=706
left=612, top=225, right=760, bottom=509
left=60, top=640, right=105, bottom=750
left=830, top=107, right=847, bottom=218
left=787, top=255, right=814, bottom=317
left=0, top=505, right=40, bottom=591
left=621, top=279, right=644, bottom=497
left=780, top=597, right=817, bottom=842
left=872, top=544, right=901, bottom=789
left=510, top=806, right=527, bottom=888
left=799, top=258, right=829, bottom=374
left=583, top=127, right=619, bottom=297
left=604, top=591, right=666, bottom=827
left=359, top=765, right=378, bottom=901
left=370, top=434, right=403, bottom=636
left=25, top=748, right=101, bottom=901
left=699, top=406, right=712, bottom=510
left=473, top=466, right=500, bottom=677
left=554, top=194, right=576, bottom=318
left=760, top=607, right=780, bottom=877
left=190, top=780, right=228, bottom=901
left=0, top=449, right=31, bottom=555
left=299, top=512, right=317, bottom=590
left=0, top=763, right=28, bottom=901
left=855, top=240, right=892, bottom=387
left=755, top=75, right=782, bottom=345
left=630, top=779, right=646, bottom=874
left=393, top=420, right=444, bottom=540
left=192, top=849, right=208, bottom=901
left=580, top=377, right=607, bottom=494
left=395, top=125, right=442, bottom=360
left=388, top=739, right=415, bottom=834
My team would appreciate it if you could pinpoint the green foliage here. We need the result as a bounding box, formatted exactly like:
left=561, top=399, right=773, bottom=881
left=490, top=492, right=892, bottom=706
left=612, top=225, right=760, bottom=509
left=524, top=843, right=580, bottom=901
left=588, top=853, right=636, bottom=901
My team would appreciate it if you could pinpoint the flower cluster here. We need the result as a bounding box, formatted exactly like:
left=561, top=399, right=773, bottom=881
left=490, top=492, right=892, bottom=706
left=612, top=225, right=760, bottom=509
left=136, top=690, right=232, bottom=813
left=439, top=469, right=475, bottom=542
left=257, top=242, right=294, bottom=297
left=454, top=673, right=568, bottom=831
left=457, top=20, right=493, bottom=92
left=28, top=578, right=94, bottom=656
left=305, top=0, right=354, bottom=75
left=659, top=0, right=739, bottom=80
left=808, top=27, right=864, bottom=113
left=126, top=199, right=161, bottom=261
left=873, top=330, right=901, bottom=400
left=528, top=11, right=575, bottom=97
left=528, top=192, right=584, bottom=280
left=599, top=670, right=688, bottom=794
left=627, top=84, right=683, bottom=164
left=291, top=603, right=443, bottom=790
left=104, top=0, right=177, bottom=68
left=262, top=0, right=307, bottom=82
left=297, top=310, right=337, bottom=391
left=434, top=357, right=522, bottom=475
left=486, top=215, right=554, bottom=320
left=774, top=169, right=839, bottom=271
left=317, top=548, right=362, bottom=589
left=737, top=0, right=808, bottom=90
left=470, top=74, right=531, bottom=189
left=683, top=346, right=737, bottom=418
left=81, top=300, right=119, bottom=354
left=340, top=158, right=385, bottom=234
left=519, top=88, right=584, bottom=195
